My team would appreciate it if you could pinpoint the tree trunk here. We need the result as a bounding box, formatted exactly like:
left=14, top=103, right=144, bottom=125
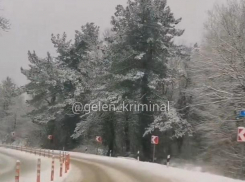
left=139, top=48, right=154, bottom=161
left=124, top=114, right=130, bottom=153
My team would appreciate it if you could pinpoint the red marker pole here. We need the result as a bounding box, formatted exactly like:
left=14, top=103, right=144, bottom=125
left=15, top=160, right=20, bottom=182
left=68, top=154, right=70, bottom=171
left=60, top=153, right=63, bottom=177
left=51, top=155, right=55, bottom=181
left=37, top=159, right=41, bottom=182
left=65, top=154, right=68, bottom=173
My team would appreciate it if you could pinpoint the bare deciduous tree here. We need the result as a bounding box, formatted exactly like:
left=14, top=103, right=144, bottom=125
left=0, top=16, right=9, bottom=31
left=0, top=4, right=10, bottom=31
left=186, top=0, right=245, bottom=178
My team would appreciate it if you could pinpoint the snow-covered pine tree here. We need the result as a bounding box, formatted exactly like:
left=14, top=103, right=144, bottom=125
left=144, top=45, right=193, bottom=156
left=0, top=77, right=20, bottom=142
left=0, top=77, right=17, bottom=117
left=21, top=23, right=101, bottom=149
left=107, top=0, right=184, bottom=159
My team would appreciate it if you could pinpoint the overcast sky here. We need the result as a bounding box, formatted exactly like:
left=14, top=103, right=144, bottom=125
left=0, top=0, right=225, bottom=86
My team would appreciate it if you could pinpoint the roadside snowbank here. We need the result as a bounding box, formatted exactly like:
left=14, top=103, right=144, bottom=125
left=70, top=152, right=244, bottom=182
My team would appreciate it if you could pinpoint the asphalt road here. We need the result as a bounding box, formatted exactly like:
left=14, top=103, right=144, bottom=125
left=0, top=148, right=171, bottom=182
left=0, top=149, right=37, bottom=182
left=0, top=148, right=60, bottom=182
left=66, top=156, right=171, bottom=182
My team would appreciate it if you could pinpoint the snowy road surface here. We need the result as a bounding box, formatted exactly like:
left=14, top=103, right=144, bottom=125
left=0, top=147, right=244, bottom=182
left=0, top=147, right=72, bottom=182
left=70, top=155, right=171, bottom=182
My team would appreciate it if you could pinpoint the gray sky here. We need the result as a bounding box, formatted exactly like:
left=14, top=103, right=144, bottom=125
left=0, top=0, right=225, bottom=86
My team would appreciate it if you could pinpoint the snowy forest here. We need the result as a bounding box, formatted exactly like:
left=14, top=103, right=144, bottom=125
left=1, top=0, right=245, bottom=179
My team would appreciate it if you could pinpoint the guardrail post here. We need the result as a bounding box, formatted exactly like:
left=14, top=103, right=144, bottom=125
left=65, top=154, right=68, bottom=173
left=51, top=155, right=55, bottom=181
left=167, top=155, right=171, bottom=167
left=63, top=150, right=65, bottom=163
left=48, top=149, right=50, bottom=158
left=37, top=158, right=41, bottom=182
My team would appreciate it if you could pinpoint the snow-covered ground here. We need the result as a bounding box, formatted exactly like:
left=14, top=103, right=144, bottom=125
left=71, top=152, right=245, bottom=182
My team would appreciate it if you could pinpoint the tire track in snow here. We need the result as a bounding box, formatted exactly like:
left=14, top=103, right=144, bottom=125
left=66, top=154, right=171, bottom=182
